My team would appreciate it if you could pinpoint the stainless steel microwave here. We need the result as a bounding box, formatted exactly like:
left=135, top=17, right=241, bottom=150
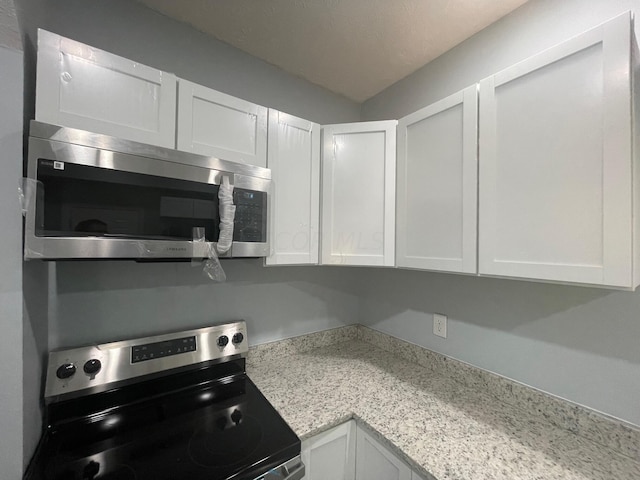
left=23, top=121, right=271, bottom=260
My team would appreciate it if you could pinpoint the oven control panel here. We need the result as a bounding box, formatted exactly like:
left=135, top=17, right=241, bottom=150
left=131, top=336, right=196, bottom=363
left=45, top=321, right=248, bottom=400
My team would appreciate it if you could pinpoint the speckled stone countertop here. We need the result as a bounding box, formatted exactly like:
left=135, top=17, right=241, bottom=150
left=246, top=330, right=640, bottom=480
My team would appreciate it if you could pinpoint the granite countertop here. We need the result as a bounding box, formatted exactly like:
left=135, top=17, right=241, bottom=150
left=246, top=338, right=640, bottom=480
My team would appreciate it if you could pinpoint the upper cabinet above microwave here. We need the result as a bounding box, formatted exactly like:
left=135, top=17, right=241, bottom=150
left=35, top=30, right=268, bottom=168
left=176, top=80, right=268, bottom=168
left=35, top=30, right=177, bottom=149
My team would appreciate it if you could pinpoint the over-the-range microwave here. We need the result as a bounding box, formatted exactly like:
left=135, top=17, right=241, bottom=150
left=23, top=121, right=271, bottom=260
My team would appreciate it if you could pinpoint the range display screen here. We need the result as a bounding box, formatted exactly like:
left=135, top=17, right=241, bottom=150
left=131, top=336, right=196, bottom=363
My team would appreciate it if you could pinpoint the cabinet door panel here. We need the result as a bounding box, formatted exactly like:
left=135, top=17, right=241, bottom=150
left=322, top=121, right=397, bottom=266
left=266, top=110, right=320, bottom=265
left=36, top=30, right=177, bottom=148
left=301, top=421, right=356, bottom=480
left=479, top=12, right=632, bottom=287
left=177, top=80, right=268, bottom=167
left=355, top=427, right=411, bottom=480
left=397, top=85, right=477, bottom=273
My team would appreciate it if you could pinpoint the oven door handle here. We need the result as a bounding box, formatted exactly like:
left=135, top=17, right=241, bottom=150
left=282, top=462, right=305, bottom=480
left=257, top=459, right=305, bottom=480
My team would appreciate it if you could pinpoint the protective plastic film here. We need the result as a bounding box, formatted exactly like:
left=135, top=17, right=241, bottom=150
left=217, top=175, right=236, bottom=254
left=191, top=227, right=226, bottom=282
left=20, top=177, right=46, bottom=259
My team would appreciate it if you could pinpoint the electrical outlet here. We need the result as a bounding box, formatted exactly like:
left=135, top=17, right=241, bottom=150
left=433, top=313, right=447, bottom=338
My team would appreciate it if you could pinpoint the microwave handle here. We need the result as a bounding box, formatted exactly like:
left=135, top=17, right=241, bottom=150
left=217, top=175, right=236, bottom=254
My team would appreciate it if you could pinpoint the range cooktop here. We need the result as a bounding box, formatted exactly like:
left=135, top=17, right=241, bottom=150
left=24, top=322, right=303, bottom=480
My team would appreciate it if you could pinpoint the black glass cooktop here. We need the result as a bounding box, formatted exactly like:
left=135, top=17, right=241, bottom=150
left=25, top=361, right=299, bottom=480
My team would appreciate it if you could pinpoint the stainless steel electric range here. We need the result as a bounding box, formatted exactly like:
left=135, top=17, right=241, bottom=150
left=24, top=321, right=304, bottom=480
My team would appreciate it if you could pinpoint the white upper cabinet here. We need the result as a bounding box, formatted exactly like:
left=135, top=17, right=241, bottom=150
left=321, top=121, right=397, bottom=266
left=266, top=109, right=320, bottom=265
left=396, top=85, right=478, bottom=274
left=479, top=12, right=638, bottom=288
left=177, top=79, right=268, bottom=167
left=36, top=29, right=177, bottom=148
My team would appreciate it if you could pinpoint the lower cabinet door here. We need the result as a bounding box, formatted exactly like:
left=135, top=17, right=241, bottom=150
left=355, top=427, right=412, bottom=480
left=301, top=421, right=356, bottom=480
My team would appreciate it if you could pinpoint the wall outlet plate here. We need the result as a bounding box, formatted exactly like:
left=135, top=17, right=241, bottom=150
left=433, top=313, right=447, bottom=338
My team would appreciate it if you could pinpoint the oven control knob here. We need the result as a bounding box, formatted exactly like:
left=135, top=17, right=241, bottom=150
left=56, top=363, right=76, bottom=379
left=83, top=359, right=102, bottom=375
left=232, top=332, right=244, bottom=344
left=217, top=335, right=229, bottom=347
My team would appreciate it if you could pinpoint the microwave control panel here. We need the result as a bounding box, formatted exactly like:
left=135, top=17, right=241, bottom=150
left=234, top=189, right=266, bottom=242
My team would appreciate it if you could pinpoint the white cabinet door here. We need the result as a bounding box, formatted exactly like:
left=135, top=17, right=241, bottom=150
left=177, top=79, right=268, bottom=167
left=321, top=121, right=397, bottom=266
left=355, top=427, right=411, bottom=480
left=36, top=29, right=177, bottom=148
left=301, top=421, right=356, bottom=480
left=479, top=12, right=634, bottom=287
left=397, top=85, right=478, bottom=274
left=266, top=110, right=320, bottom=265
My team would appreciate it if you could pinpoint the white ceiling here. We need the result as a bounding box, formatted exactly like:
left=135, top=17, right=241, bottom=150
left=138, top=0, right=529, bottom=102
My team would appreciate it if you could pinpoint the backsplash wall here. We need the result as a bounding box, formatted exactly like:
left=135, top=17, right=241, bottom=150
left=50, top=260, right=362, bottom=350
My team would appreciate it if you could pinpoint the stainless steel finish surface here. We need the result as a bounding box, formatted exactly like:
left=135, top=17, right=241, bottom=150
left=253, top=456, right=305, bottom=480
left=44, top=321, right=248, bottom=400
left=24, top=122, right=271, bottom=259
left=29, top=120, right=271, bottom=180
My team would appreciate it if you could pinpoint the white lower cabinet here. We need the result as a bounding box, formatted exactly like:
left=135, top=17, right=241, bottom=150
left=301, top=421, right=420, bottom=480
left=301, top=421, right=356, bottom=480
left=355, top=426, right=411, bottom=480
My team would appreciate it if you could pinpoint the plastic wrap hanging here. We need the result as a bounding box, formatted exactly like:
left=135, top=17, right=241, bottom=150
left=191, top=227, right=226, bottom=282
left=217, top=175, right=236, bottom=254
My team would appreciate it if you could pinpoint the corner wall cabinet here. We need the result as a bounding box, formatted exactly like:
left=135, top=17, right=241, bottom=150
left=177, top=79, right=268, bottom=167
left=266, top=110, right=320, bottom=265
left=36, top=29, right=177, bottom=148
left=396, top=85, right=478, bottom=274
left=321, top=121, right=397, bottom=266
left=301, top=421, right=427, bottom=480
left=478, top=12, right=638, bottom=288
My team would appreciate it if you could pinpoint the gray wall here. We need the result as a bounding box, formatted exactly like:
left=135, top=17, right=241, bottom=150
left=0, top=3, right=24, bottom=476
left=50, top=261, right=361, bottom=349
left=360, top=0, right=640, bottom=426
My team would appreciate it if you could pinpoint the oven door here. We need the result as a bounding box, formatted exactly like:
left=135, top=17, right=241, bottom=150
left=24, top=137, right=269, bottom=259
